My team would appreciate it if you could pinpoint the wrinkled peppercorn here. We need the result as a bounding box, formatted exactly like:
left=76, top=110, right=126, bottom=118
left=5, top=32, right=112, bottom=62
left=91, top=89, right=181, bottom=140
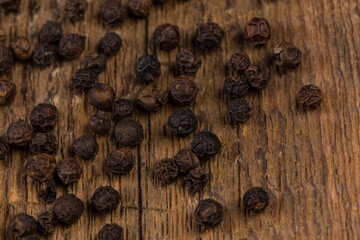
left=0, top=0, right=20, bottom=12
left=58, top=33, right=85, bottom=59
left=38, top=179, right=57, bottom=203
left=191, top=131, right=221, bottom=160
left=65, top=0, right=88, bottom=22
left=101, top=0, right=127, bottom=27
left=169, top=76, right=198, bottom=106
left=0, top=136, right=9, bottom=160
left=98, top=224, right=123, bottom=240
left=243, top=187, right=269, bottom=213
left=113, top=99, right=134, bottom=121
left=73, top=68, right=97, bottom=92
left=230, top=52, right=251, bottom=75
left=195, top=22, right=225, bottom=51
left=9, top=213, right=38, bottom=238
left=227, top=98, right=252, bottom=123
left=128, top=0, right=151, bottom=18
left=135, top=85, right=167, bottom=112
left=0, top=45, right=14, bottom=76
left=114, top=118, right=144, bottom=146
left=167, top=108, right=198, bottom=137
left=98, top=32, right=122, bottom=56
left=245, top=64, right=270, bottom=89
left=56, top=158, right=82, bottom=185
left=106, top=149, right=135, bottom=176
left=32, top=44, right=56, bottom=66
left=53, top=194, right=84, bottom=224
left=174, top=149, right=199, bottom=175
left=89, top=112, right=111, bottom=135
left=194, top=199, right=224, bottom=229
left=22, top=236, right=39, bottom=240
left=39, top=21, right=62, bottom=44
left=223, top=76, right=249, bottom=99
left=29, top=132, right=58, bottom=155
left=245, top=17, right=271, bottom=46
left=84, top=52, right=107, bottom=74
left=73, top=134, right=99, bottom=160
left=7, top=119, right=33, bottom=147
left=10, top=36, right=34, bottom=61
left=136, top=55, right=161, bottom=83
left=175, top=48, right=202, bottom=76
left=297, top=84, right=323, bottom=109
left=0, top=79, right=16, bottom=105
left=154, top=158, right=178, bottom=183
left=90, top=186, right=120, bottom=212
left=30, top=103, right=57, bottom=132
left=38, top=211, right=56, bottom=235
left=26, top=153, right=56, bottom=182
left=184, top=167, right=208, bottom=193
left=88, top=83, right=116, bottom=111
left=152, top=24, right=180, bottom=51
left=153, top=0, right=168, bottom=4
left=273, top=41, right=302, bottom=70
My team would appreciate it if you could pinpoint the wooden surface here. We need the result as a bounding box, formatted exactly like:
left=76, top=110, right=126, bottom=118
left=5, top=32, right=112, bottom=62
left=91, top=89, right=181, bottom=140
left=0, top=0, right=360, bottom=239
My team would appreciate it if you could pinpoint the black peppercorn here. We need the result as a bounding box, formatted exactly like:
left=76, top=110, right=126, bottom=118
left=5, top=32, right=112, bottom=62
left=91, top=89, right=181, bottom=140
left=106, top=149, right=135, bottom=176
left=154, top=158, right=179, bottom=183
left=56, top=158, right=82, bottom=185
left=230, top=52, right=251, bottom=75
left=26, top=153, right=56, bottom=182
left=0, top=45, right=14, bottom=76
left=245, top=17, right=271, bottom=46
left=169, top=76, right=198, bottom=106
left=136, top=54, right=161, bottom=83
left=10, top=36, right=34, bottom=61
left=72, top=68, right=97, bottom=92
left=84, top=52, right=107, bottom=74
left=53, top=194, right=84, bottom=224
left=191, top=131, right=221, bottom=160
left=89, top=112, right=111, bottom=135
left=273, top=41, right=302, bottom=70
left=39, top=21, right=62, bottom=45
left=98, top=32, right=123, bottom=56
left=135, top=85, right=167, bottom=112
left=30, top=103, right=57, bottom=132
left=174, top=149, right=199, bottom=174
left=73, top=134, right=99, bottom=160
left=167, top=108, right=198, bottom=137
left=88, top=83, right=116, bottom=111
left=29, top=132, right=58, bottom=155
left=32, top=44, right=57, bottom=66
left=223, top=76, right=249, bottom=99
left=98, top=224, right=123, bottom=240
left=245, top=64, right=270, bottom=89
left=38, top=178, right=57, bottom=203
left=0, top=0, right=20, bottom=12
left=9, top=213, right=38, bottom=238
left=0, top=136, right=9, bottom=160
left=243, top=187, right=269, bottom=213
left=113, top=98, right=134, bottom=121
left=38, top=211, right=56, bottom=235
left=194, top=199, right=224, bottom=229
left=195, top=22, right=225, bottom=51
left=152, top=23, right=180, bottom=51
left=128, top=0, right=152, bottom=18
left=0, top=79, right=16, bottom=105
left=175, top=48, right=202, bottom=76
left=58, top=33, right=85, bottom=59
left=101, top=0, right=127, bottom=27
left=65, top=0, right=88, bottom=22
left=227, top=98, right=252, bottom=123
left=153, top=0, right=168, bottom=4
left=184, top=167, right=208, bottom=193
left=7, top=119, right=33, bottom=147
left=297, top=84, right=323, bottom=109
left=90, top=186, right=120, bottom=213
left=114, top=118, right=144, bottom=147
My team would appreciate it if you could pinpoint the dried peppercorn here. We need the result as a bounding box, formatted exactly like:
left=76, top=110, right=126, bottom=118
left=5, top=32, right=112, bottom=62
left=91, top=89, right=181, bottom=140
left=244, top=17, right=271, bottom=46
left=106, top=149, right=135, bottom=176
left=169, top=76, right=198, bottom=106
left=90, top=186, right=120, bottom=213
left=191, top=131, right=221, bottom=160
left=167, top=108, right=198, bottom=137
left=0, top=45, right=14, bottom=76
left=113, top=99, right=134, bottom=121
left=153, top=0, right=168, bottom=4
left=10, top=36, right=34, bottom=61
left=89, top=112, right=111, bottom=135
left=184, top=167, right=208, bottom=193
left=114, top=118, right=144, bottom=147
left=98, top=32, right=122, bottom=56
left=136, top=54, right=161, bottom=83
left=26, top=153, right=56, bottom=182
left=9, top=213, right=38, bottom=238
left=30, top=103, right=57, bottom=132
left=53, top=194, right=84, bottom=224
left=39, top=21, right=62, bottom=44
left=245, top=64, right=270, bottom=89
left=65, top=0, right=88, bottom=22
left=297, top=84, right=323, bottom=110
left=38, top=179, right=57, bottom=203
left=0, top=136, right=9, bottom=160
left=223, top=76, right=249, bottom=99
left=88, top=83, right=116, bottom=111
left=128, top=0, right=151, bottom=18
left=58, top=33, right=85, bottom=59
left=29, top=132, right=58, bottom=155
left=174, top=149, right=199, bottom=174
left=227, top=99, right=252, bottom=123
left=0, top=79, right=16, bottom=105
left=32, top=44, right=56, bottom=66
left=154, top=158, right=178, bottom=183
left=22, top=236, right=40, bottom=240
left=243, top=187, right=269, bottom=213
left=84, top=52, right=107, bottom=74
left=38, top=211, right=56, bottom=235
left=72, top=68, right=97, bottom=92
left=98, top=224, right=123, bottom=240
left=0, top=0, right=20, bottom=12
left=273, top=41, right=302, bottom=70
left=175, top=48, right=202, bottom=76
left=101, top=0, right=127, bottom=27
left=195, top=22, right=225, bottom=51
left=56, top=158, right=82, bottom=185
left=230, top=52, right=251, bottom=75
left=134, top=85, right=167, bottom=112
left=152, top=24, right=180, bottom=51
left=7, top=119, right=33, bottom=147
left=73, top=134, right=99, bottom=160
left=194, top=199, right=224, bottom=229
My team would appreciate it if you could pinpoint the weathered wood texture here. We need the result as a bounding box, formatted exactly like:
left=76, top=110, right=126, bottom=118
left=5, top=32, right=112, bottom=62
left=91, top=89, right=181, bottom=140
left=1, top=0, right=360, bottom=239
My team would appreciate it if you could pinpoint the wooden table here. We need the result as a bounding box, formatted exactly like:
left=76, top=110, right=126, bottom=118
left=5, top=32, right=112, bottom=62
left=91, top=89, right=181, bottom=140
left=1, top=0, right=359, bottom=239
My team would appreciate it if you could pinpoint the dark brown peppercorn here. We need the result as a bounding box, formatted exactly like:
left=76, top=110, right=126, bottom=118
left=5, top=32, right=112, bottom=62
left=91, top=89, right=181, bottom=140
left=154, top=158, right=178, bottom=183
left=167, top=108, right=198, bottom=137
left=128, top=0, right=151, bottom=18
left=98, top=224, right=123, bottom=240
left=29, top=132, right=58, bottom=155
left=73, top=134, right=99, bottom=160
left=65, top=0, right=88, bottom=22
left=22, top=236, right=40, bottom=240
left=38, top=179, right=57, bottom=203
left=195, top=22, right=225, bottom=51
left=152, top=24, right=180, bottom=51
left=0, top=45, right=14, bottom=76
left=175, top=48, right=202, bottom=76
left=26, top=153, right=56, bottom=182
left=227, top=99, right=252, bottom=123
left=191, top=131, right=221, bottom=160
left=245, top=64, right=270, bottom=89
left=114, top=118, right=144, bottom=147
left=0, top=79, right=16, bottom=105
left=184, top=167, right=208, bottom=193
left=58, top=33, right=85, bottom=59
left=56, top=158, right=82, bottom=185
left=273, top=41, right=302, bottom=70
left=72, top=68, right=97, bottom=92
left=39, top=21, right=62, bottom=45
left=135, top=85, right=167, bottom=112
left=10, top=36, right=34, bottom=61
left=9, top=213, right=37, bottom=238
left=0, top=136, right=9, bottom=160
left=101, top=0, right=127, bottom=27
left=38, top=211, right=56, bottom=235
left=174, top=149, right=199, bottom=175
left=90, top=186, right=120, bottom=212
left=84, top=52, right=107, bottom=74
left=30, top=103, right=57, bottom=132
left=243, top=187, right=269, bottom=213
left=169, top=76, right=198, bottom=106
left=98, top=32, right=122, bottom=56
left=113, top=99, right=134, bottom=121
left=153, top=0, right=168, bottom=4
left=89, top=112, right=111, bottom=135
left=7, top=119, right=33, bottom=147
left=32, top=44, right=56, bottom=66
left=88, top=83, right=116, bottom=111
left=223, top=76, right=249, bottom=99
left=230, top=52, right=251, bottom=75
left=136, top=54, right=161, bottom=83
left=106, top=149, right=135, bottom=176
left=245, top=17, right=271, bottom=46
left=0, top=0, right=20, bottom=12
left=297, top=84, right=323, bottom=110
left=195, top=199, right=224, bottom=229
left=53, top=194, right=84, bottom=224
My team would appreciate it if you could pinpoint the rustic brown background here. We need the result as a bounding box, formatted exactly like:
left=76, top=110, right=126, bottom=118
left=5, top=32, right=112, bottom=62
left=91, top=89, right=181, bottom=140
left=0, top=0, right=359, bottom=239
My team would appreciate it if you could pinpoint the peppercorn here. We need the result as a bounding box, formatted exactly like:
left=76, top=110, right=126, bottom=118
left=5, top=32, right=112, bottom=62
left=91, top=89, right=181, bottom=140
left=114, top=118, right=144, bottom=146
left=22, top=236, right=40, bottom=240
left=134, top=85, right=167, bottom=112
left=195, top=22, right=225, bottom=51
left=58, top=33, right=85, bottom=59
left=9, top=213, right=38, bottom=238
left=84, top=52, right=107, bottom=74
left=30, top=103, right=57, bottom=132
left=227, top=98, right=252, bottom=123
left=73, top=134, right=99, bottom=160
left=0, top=45, right=14, bottom=76
left=184, top=167, right=208, bottom=193
left=98, top=224, right=123, bottom=240
left=113, top=98, right=134, bottom=121
left=273, top=41, right=302, bottom=70
left=38, top=211, right=56, bottom=235
left=153, top=0, right=168, bottom=4
left=32, top=44, right=57, bottom=66
left=88, top=83, right=116, bottom=111
left=0, top=0, right=20, bottom=12
left=101, top=0, right=127, bottom=27
left=174, top=149, right=199, bottom=175
left=29, top=132, right=58, bottom=155
left=38, top=178, right=57, bottom=203
left=0, top=79, right=16, bottom=105
left=26, top=153, right=56, bottom=182
left=39, top=21, right=62, bottom=45
left=191, top=131, right=221, bottom=160
left=245, top=64, right=270, bottom=89
left=297, top=84, right=323, bottom=109
left=194, top=199, right=224, bottom=229
left=53, top=194, right=84, bottom=224
left=65, top=0, right=88, bottom=22
left=230, top=52, right=251, bottom=75
left=243, top=187, right=269, bottom=213
left=10, top=36, right=34, bottom=61
left=106, top=149, right=135, bottom=176
left=152, top=23, right=180, bottom=51
left=89, top=112, right=111, bottom=135
left=136, top=54, right=161, bottom=83
left=244, top=17, right=271, bottom=46
left=0, top=136, right=9, bottom=160
left=6, top=119, right=33, bottom=147
left=175, top=48, right=202, bottom=76
left=98, top=32, right=123, bottom=56
left=128, top=0, right=151, bottom=18
left=169, top=76, right=198, bottom=106
left=72, top=68, right=97, bottom=92
left=90, top=186, right=120, bottom=213
left=223, top=76, right=249, bottom=99
left=56, top=158, right=82, bottom=185
left=167, top=108, right=198, bottom=137
left=154, top=158, right=178, bottom=183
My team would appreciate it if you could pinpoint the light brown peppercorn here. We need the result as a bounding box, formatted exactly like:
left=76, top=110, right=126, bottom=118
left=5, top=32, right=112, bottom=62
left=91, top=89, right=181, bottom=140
left=0, top=79, right=16, bottom=105
left=10, top=36, right=34, bottom=61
